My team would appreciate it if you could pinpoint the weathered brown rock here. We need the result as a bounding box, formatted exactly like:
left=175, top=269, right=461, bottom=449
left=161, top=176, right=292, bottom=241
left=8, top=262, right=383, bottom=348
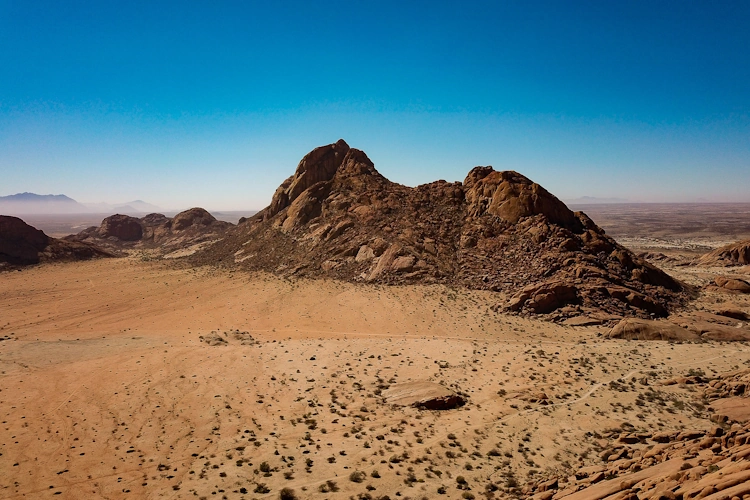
left=697, top=239, right=750, bottom=266
left=97, top=214, right=143, bottom=241
left=463, top=167, right=581, bottom=229
left=715, top=309, right=750, bottom=321
left=191, top=140, right=688, bottom=320
left=607, top=318, right=699, bottom=341
left=70, top=208, right=232, bottom=256
left=170, top=207, right=218, bottom=231
left=518, top=371, right=750, bottom=500
left=713, top=276, right=750, bottom=293
left=263, top=139, right=351, bottom=220
left=0, top=215, right=109, bottom=266
left=0, top=215, right=50, bottom=264
left=669, top=313, right=750, bottom=341
left=509, top=281, right=578, bottom=314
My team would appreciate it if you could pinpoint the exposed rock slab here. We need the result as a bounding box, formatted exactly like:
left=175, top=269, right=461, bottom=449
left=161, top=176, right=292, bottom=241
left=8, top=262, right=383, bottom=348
left=383, top=381, right=466, bottom=410
left=606, top=318, right=699, bottom=341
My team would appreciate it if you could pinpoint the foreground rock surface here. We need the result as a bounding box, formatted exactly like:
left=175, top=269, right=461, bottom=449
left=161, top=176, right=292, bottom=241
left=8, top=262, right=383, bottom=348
left=520, top=370, right=750, bottom=500
left=0, top=215, right=110, bottom=266
left=194, top=140, right=688, bottom=320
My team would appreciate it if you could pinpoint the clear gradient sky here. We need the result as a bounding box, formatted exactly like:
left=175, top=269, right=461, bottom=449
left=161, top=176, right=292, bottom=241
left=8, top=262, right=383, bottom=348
left=1, top=1, right=748, bottom=210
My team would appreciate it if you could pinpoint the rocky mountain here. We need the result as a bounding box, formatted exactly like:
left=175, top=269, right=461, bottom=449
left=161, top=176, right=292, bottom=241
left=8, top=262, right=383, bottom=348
left=0, top=215, right=110, bottom=267
left=0, top=193, right=90, bottom=214
left=83, top=199, right=163, bottom=214
left=194, top=140, right=688, bottom=321
left=697, top=239, right=750, bottom=267
left=68, top=207, right=233, bottom=256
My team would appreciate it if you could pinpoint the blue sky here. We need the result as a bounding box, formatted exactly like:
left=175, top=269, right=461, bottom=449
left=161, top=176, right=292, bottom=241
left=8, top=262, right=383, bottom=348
left=1, top=0, right=748, bottom=209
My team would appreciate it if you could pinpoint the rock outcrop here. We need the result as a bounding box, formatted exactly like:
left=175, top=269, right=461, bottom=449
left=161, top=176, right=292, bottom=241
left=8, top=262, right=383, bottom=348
left=98, top=214, right=143, bottom=241
left=608, top=313, right=750, bottom=342
left=69, top=208, right=232, bottom=255
left=193, top=140, right=689, bottom=320
left=517, top=370, right=750, bottom=500
left=0, top=215, right=110, bottom=267
left=697, top=239, right=750, bottom=266
left=0, top=215, right=50, bottom=264
left=607, top=318, right=700, bottom=341
left=713, top=276, right=750, bottom=294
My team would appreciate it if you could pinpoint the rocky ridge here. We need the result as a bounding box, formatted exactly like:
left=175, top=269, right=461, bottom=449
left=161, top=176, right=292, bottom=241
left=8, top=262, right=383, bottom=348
left=0, top=215, right=110, bottom=267
left=194, top=140, right=688, bottom=320
left=697, top=240, right=750, bottom=267
left=69, top=207, right=232, bottom=256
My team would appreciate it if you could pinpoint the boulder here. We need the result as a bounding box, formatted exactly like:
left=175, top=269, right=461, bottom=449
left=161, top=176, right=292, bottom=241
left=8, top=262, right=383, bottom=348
left=463, top=168, right=581, bottom=231
left=714, top=276, right=750, bottom=294
left=508, top=281, right=578, bottom=314
left=98, top=214, right=143, bottom=241
left=171, top=207, right=218, bottom=231
left=1, top=215, right=109, bottom=265
left=715, top=309, right=749, bottom=321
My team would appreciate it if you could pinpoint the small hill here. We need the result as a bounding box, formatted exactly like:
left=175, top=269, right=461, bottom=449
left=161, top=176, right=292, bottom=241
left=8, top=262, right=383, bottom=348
left=68, top=208, right=233, bottom=256
left=696, top=239, right=750, bottom=266
left=0, top=215, right=110, bottom=267
left=194, top=140, right=688, bottom=320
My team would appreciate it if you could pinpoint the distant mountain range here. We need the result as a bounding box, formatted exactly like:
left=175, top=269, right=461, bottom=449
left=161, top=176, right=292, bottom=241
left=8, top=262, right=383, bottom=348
left=0, top=193, right=162, bottom=215
left=564, top=196, right=630, bottom=205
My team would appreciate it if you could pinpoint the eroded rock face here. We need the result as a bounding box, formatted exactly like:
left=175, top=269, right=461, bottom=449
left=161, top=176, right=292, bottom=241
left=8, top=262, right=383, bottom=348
left=0, top=215, right=50, bottom=264
left=192, top=140, right=688, bottom=320
left=413, top=394, right=467, bottom=411
left=464, top=167, right=581, bottom=230
left=608, top=314, right=750, bottom=342
left=697, top=239, right=750, bottom=266
left=98, top=214, right=143, bottom=241
left=264, top=139, right=351, bottom=220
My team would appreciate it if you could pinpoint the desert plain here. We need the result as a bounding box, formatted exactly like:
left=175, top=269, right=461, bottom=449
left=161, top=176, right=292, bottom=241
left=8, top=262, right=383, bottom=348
left=2, top=201, right=750, bottom=500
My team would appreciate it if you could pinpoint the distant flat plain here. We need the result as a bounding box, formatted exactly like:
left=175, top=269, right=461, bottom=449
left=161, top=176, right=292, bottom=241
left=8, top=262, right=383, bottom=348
left=569, top=203, right=750, bottom=254
left=14, top=203, right=750, bottom=245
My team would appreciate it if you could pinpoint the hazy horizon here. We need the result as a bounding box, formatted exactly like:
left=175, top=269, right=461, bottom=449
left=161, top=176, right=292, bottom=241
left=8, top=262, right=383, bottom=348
left=1, top=2, right=748, bottom=210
